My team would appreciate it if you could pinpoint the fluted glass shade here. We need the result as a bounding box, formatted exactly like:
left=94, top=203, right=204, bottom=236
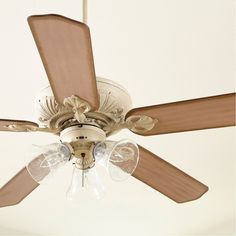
left=93, top=139, right=139, bottom=181
left=27, top=143, right=71, bottom=183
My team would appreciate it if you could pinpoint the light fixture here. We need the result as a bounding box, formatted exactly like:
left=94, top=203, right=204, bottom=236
left=93, top=139, right=139, bottom=181
left=27, top=143, right=72, bottom=183
left=26, top=125, right=139, bottom=202
left=66, top=165, right=105, bottom=201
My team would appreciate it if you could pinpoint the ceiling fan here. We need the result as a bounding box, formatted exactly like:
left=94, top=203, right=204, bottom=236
left=0, top=14, right=235, bottom=207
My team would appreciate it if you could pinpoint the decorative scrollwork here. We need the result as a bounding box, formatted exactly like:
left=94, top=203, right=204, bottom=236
left=37, top=96, right=64, bottom=122
left=63, top=95, right=91, bottom=123
left=103, top=115, right=157, bottom=134
left=6, top=124, right=39, bottom=132
left=5, top=124, right=59, bottom=133
left=98, top=88, right=124, bottom=117
left=126, top=115, right=158, bottom=133
left=34, top=78, right=133, bottom=136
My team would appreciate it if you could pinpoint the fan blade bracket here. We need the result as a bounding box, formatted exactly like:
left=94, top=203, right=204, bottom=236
left=126, top=93, right=236, bottom=135
left=6, top=123, right=39, bottom=132
left=4, top=124, right=59, bottom=134
left=125, top=115, right=158, bottom=133
left=0, top=119, right=39, bottom=132
left=103, top=115, right=157, bottom=134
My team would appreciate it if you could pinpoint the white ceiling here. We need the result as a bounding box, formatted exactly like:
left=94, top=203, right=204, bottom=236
left=0, top=0, right=235, bottom=235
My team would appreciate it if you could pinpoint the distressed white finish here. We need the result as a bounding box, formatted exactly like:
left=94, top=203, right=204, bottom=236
left=0, top=0, right=235, bottom=236
left=34, top=77, right=134, bottom=134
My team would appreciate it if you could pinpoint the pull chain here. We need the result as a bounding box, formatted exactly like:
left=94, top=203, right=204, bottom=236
left=81, top=153, right=85, bottom=187
left=82, top=167, right=84, bottom=187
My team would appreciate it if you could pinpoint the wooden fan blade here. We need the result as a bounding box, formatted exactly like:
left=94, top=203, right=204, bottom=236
left=126, top=93, right=235, bottom=135
left=0, top=155, right=49, bottom=207
left=0, top=167, right=38, bottom=207
left=28, top=14, right=99, bottom=110
left=132, top=146, right=208, bottom=203
left=0, top=119, right=38, bottom=132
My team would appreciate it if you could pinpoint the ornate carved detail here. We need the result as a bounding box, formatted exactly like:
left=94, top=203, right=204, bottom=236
left=63, top=95, right=91, bottom=123
left=37, top=96, right=64, bottom=123
left=5, top=124, right=59, bottom=133
left=126, top=115, right=158, bottom=133
left=6, top=124, right=39, bottom=132
left=34, top=78, right=133, bottom=136
left=96, top=78, right=132, bottom=123
left=98, top=88, right=124, bottom=117
left=103, top=115, right=157, bottom=134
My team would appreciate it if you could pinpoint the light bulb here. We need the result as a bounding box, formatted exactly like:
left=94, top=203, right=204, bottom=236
left=27, top=143, right=72, bottom=183
left=67, top=165, right=105, bottom=202
left=93, top=139, right=139, bottom=181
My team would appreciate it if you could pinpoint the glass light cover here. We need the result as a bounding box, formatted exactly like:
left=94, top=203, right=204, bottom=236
left=93, top=139, right=139, bottom=181
left=27, top=143, right=71, bottom=183
left=67, top=165, right=105, bottom=202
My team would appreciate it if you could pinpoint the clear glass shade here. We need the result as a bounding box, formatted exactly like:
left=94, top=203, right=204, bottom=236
left=67, top=165, right=105, bottom=201
left=26, top=139, right=139, bottom=203
left=93, top=139, right=139, bottom=181
left=27, top=143, right=71, bottom=183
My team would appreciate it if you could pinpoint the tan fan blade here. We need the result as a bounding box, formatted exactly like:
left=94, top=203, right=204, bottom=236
left=126, top=93, right=235, bottom=135
left=28, top=14, right=99, bottom=110
left=0, top=155, right=49, bottom=207
left=0, top=119, right=38, bottom=132
left=0, top=167, right=38, bottom=207
left=132, top=146, right=208, bottom=203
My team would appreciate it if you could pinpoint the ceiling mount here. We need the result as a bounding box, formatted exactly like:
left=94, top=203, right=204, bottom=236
left=0, top=14, right=235, bottom=208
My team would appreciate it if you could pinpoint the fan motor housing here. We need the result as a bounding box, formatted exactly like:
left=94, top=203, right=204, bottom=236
left=60, top=124, right=106, bottom=143
left=60, top=124, right=106, bottom=169
left=34, top=77, right=132, bottom=136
